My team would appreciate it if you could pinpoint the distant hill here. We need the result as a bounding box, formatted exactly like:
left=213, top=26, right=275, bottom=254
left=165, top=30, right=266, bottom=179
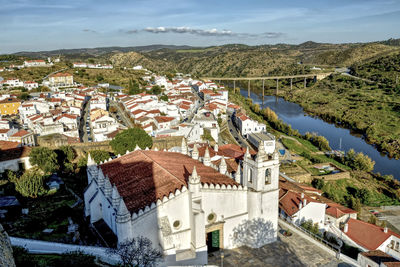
left=8, top=38, right=400, bottom=77
left=12, top=45, right=200, bottom=59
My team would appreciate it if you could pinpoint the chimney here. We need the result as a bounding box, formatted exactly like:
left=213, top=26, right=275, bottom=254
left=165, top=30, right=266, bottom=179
left=301, top=192, right=304, bottom=199
left=384, top=227, right=388, bottom=233
left=303, top=199, right=307, bottom=207
left=344, top=223, right=348, bottom=233
left=299, top=202, right=303, bottom=210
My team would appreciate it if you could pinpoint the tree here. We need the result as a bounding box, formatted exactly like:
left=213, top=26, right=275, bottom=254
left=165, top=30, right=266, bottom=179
left=30, top=147, right=58, bottom=174
left=108, top=236, right=163, bottom=267
left=311, top=178, right=325, bottom=190
left=159, top=95, right=168, bottom=102
left=20, top=92, right=29, bottom=100
left=110, top=128, right=153, bottom=155
left=150, top=85, right=162, bottom=95
left=89, top=150, right=111, bottom=164
left=128, top=79, right=141, bottom=95
left=368, top=214, right=377, bottom=225
left=13, top=167, right=46, bottom=198
left=253, top=104, right=260, bottom=113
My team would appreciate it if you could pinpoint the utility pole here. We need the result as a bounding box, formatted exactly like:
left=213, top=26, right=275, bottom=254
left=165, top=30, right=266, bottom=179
left=233, top=80, right=236, bottom=93
left=290, top=78, right=293, bottom=90
left=304, top=77, right=307, bottom=88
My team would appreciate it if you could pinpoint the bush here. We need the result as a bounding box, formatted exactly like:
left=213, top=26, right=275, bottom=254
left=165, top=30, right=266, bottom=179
left=30, top=147, right=58, bottom=174
left=110, top=127, right=153, bottom=155
left=89, top=150, right=111, bottom=164
left=312, top=178, right=325, bottom=189
left=12, top=167, right=46, bottom=198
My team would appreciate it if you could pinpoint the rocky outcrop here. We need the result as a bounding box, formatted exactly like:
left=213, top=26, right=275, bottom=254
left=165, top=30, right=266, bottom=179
left=0, top=224, right=16, bottom=267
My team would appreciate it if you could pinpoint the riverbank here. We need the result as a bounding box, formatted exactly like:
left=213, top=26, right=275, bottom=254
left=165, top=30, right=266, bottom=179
left=279, top=74, right=400, bottom=159
left=228, top=87, right=400, bottom=209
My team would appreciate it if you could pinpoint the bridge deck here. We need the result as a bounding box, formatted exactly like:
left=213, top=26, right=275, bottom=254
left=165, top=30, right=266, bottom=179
left=201, top=73, right=330, bottom=81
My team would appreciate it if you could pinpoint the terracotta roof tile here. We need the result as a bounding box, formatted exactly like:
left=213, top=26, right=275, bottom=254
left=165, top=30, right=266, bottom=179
left=345, top=218, right=400, bottom=250
left=100, top=151, right=238, bottom=213
left=11, top=129, right=30, bottom=137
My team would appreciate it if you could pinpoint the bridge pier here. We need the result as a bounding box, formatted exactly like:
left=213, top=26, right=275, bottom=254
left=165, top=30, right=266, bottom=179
left=276, top=79, right=279, bottom=95
left=248, top=80, right=250, bottom=98
left=290, top=78, right=293, bottom=90
left=304, top=77, right=307, bottom=88
left=262, top=79, right=265, bottom=99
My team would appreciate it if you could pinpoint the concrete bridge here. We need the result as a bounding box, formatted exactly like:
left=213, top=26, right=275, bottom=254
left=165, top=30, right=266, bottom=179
left=201, top=72, right=332, bottom=97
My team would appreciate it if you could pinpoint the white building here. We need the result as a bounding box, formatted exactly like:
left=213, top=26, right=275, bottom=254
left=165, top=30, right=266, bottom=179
left=235, top=112, right=266, bottom=136
left=24, top=60, right=47, bottom=67
left=247, top=132, right=276, bottom=154
left=84, top=141, right=280, bottom=266
left=23, top=81, right=39, bottom=90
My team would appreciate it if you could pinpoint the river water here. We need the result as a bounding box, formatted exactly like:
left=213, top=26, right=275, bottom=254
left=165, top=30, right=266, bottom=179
left=239, top=89, right=400, bottom=180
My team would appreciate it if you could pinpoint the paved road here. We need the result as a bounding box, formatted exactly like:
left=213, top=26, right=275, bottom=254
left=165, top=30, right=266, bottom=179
left=110, top=100, right=134, bottom=128
left=42, top=67, right=69, bottom=82
left=79, top=101, right=92, bottom=142
left=226, top=112, right=251, bottom=148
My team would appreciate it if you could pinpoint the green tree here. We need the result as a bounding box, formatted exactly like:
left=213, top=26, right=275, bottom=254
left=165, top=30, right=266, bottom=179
left=128, top=79, right=141, bottom=95
left=150, top=85, right=162, bottom=95
left=353, top=152, right=375, bottom=172
left=20, top=92, right=29, bottom=100
left=253, top=104, right=260, bottom=113
left=13, top=167, right=46, bottom=198
left=160, top=95, right=168, bottom=102
left=29, top=147, right=58, bottom=174
left=368, top=214, right=377, bottom=225
left=110, top=128, right=153, bottom=155
left=59, top=146, right=75, bottom=162
left=89, top=150, right=111, bottom=164
left=357, top=188, right=371, bottom=204
left=311, top=178, right=325, bottom=190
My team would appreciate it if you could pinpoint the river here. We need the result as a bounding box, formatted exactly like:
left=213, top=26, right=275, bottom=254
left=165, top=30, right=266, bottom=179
left=239, top=89, right=400, bottom=180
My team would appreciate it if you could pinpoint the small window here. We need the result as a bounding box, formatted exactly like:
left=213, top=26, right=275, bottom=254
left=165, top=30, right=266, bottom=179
left=248, top=169, right=253, bottom=183
left=265, top=169, right=271, bottom=184
left=207, top=213, right=216, bottom=223
left=173, top=220, right=181, bottom=229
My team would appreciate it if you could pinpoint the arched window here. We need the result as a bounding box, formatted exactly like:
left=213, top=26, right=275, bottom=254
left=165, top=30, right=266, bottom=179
left=248, top=169, right=253, bottom=183
left=265, top=168, right=271, bottom=184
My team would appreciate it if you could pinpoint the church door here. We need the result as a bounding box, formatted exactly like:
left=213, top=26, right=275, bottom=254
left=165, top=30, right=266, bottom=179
left=206, top=230, right=220, bottom=253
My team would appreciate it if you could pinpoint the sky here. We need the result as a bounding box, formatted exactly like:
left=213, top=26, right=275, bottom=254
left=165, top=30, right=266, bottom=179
left=1, top=0, right=400, bottom=53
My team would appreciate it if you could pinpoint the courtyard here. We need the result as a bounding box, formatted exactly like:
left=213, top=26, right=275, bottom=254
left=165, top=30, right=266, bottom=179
left=208, top=225, right=352, bottom=267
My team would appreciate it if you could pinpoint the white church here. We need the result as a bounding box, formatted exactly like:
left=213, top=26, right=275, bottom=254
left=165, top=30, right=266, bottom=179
left=84, top=140, right=280, bottom=266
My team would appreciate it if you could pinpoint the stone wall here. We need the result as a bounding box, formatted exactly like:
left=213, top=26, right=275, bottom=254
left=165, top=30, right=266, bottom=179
left=0, top=224, right=16, bottom=267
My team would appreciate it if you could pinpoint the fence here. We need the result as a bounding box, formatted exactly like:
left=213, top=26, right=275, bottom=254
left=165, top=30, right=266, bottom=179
left=279, top=218, right=359, bottom=266
left=10, top=237, right=120, bottom=265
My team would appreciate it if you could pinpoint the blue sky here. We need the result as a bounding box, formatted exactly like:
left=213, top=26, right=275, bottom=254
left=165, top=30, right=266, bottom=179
left=1, top=0, right=400, bottom=53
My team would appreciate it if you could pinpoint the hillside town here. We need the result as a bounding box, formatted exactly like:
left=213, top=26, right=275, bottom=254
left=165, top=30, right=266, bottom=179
left=0, top=58, right=400, bottom=267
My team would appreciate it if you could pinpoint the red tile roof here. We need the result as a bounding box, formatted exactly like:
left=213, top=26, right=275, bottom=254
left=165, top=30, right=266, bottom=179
left=11, top=129, right=30, bottom=137
left=344, top=218, right=400, bottom=250
left=0, top=140, right=20, bottom=150
left=325, top=202, right=356, bottom=218
left=100, top=150, right=239, bottom=213
left=50, top=72, right=72, bottom=77
left=279, top=190, right=321, bottom=216
left=359, top=250, right=399, bottom=265
left=154, top=116, right=175, bottom=123
left=0, top=146, right=31, bottom=162
left=218, top=144, right=256, bottom=159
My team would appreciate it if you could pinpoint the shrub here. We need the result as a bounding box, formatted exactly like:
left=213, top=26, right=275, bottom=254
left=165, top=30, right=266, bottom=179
left=110, top=127, right=153, bottom=155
